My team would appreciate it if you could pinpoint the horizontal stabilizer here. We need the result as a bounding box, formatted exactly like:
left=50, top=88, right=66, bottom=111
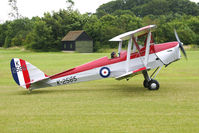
left=115, top=67, right=147, bottom=80
left=28, top=77, right=51, bottom=89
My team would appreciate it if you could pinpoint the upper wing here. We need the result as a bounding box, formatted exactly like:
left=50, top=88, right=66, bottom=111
left=109, top=25, right=156, bottom=42
left=115, top=67, right=148, bottom=80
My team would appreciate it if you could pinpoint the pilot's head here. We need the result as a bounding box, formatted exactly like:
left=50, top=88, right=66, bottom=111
left=111, top=52, right=117, bottom=59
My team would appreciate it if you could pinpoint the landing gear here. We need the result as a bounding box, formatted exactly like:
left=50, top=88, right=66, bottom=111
left=143, top=79, right=159, bottom=90
left=142, top=67, right=162, bottom=90
left=143, top=79, right=149, bottom=88
left=148, top=79, right=159, bottom=90
left=28, top=88, right=32, bottom=94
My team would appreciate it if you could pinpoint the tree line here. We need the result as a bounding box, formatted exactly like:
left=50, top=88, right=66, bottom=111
left=96, top=0, right=199, bottom=17
left=0, top=0, right=198, bottom=52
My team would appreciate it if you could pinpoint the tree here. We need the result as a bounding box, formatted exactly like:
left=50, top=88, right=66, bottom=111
left=141, top=0, right=170, bottom=16
left=96, top=0, right=199, bottom=17
left=3, top=18, right=32, bottom=48
left=24, top=20, right=57, bottom=51
left=42, top=9, right=86, bottom=49
left=0, top=23, right=9, bottom=47
left=1, top=0, right=198, bottom=51
left=186, top=16, right=199, bottom=45
left=8, top=0, right=21, bottom=20
left=156, top=18, right=197, bottom=45
left=83, top=15, right=102, bottom=51
left=84, top=14, right=143, bottom=50
left=66, top=0, right=74, bottom=11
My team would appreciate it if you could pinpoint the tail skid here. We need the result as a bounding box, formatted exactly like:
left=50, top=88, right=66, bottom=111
left=10, top=58, right=48, bottom=89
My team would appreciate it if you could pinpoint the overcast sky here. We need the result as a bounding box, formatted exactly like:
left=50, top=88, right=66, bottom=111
left=0, top=0, right=198, bottom=23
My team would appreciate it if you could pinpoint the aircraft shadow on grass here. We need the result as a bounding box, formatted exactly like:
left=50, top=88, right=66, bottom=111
left=13, top=83, right=150, bottom=96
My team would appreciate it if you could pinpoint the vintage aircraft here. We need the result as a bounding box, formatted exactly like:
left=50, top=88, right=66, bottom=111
left=10, top=25, right=187, bottom=91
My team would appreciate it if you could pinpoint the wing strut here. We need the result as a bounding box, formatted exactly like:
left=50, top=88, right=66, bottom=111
left=126, top=38, right=132, bottom=72
left=118, top=41, right=122, bottom=56
left=132, top=37, right=140, bottom=51
left=132, top=37, right=145, bottom=66
left=132, top=37, right=137, bottom=53
left=144, top=31, right=151, bottom=66
left=125, top=29, right=152, bottom=73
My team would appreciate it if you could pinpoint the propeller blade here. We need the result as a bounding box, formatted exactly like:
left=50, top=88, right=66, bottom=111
left=174, top=29, right=181, bottom=43
left=174, top=29, right=187, bottom=60
left=179, top=43, right=187, bottom=60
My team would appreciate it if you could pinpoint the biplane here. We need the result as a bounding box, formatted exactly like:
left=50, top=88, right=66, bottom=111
left=10, top=25, right=187, bottom=91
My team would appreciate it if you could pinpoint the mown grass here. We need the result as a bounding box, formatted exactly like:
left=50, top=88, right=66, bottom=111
left=0, top=49, right=199, bottom=133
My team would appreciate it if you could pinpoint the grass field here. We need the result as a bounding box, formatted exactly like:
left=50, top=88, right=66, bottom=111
left=0, top=49, right=199, bottom=133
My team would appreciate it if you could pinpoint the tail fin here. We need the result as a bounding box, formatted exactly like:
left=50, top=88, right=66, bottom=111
left=10, top=58, right=48, bottom=89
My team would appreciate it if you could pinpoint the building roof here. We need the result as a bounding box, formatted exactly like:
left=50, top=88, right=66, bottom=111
left=62, top=30, right=85, bottom=41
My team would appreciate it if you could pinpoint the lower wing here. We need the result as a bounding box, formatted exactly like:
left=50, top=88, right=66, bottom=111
left=115, top=67, right=148, bottom=80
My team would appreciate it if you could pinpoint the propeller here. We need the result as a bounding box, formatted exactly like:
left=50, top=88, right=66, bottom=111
left=174, top=29, right=187, bottom=60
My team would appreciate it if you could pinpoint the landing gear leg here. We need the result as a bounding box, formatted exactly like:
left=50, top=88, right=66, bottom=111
left=142, top=70, right=160, bottom=90
left=142, top=70, right=150, bottom=88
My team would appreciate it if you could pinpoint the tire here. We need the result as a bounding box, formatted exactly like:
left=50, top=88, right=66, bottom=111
left=148, top=79, right=160, bottom=90
left=143, top=79, right=149, bottom=88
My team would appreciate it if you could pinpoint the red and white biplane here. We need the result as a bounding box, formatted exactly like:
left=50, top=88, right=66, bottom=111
left=10, top=25, right=187, bottom=91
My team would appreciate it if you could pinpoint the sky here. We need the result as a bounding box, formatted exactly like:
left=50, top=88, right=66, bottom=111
left=0, top=0, right=199, bottom=23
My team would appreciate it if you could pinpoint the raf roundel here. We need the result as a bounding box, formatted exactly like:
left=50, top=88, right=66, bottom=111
left=99, top=67, right=111, bottom=78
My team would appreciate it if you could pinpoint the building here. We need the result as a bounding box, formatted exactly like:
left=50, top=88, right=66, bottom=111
left=61, top=30, right=93, bottom=53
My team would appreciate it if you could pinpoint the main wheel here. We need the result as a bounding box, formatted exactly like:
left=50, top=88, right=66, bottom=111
left=143, top=79, right=149, bottom=88
left=148, top=79, right=160, bottom=90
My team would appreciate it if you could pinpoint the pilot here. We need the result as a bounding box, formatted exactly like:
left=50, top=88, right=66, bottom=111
left=111, top=52, right=117, bottom=59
